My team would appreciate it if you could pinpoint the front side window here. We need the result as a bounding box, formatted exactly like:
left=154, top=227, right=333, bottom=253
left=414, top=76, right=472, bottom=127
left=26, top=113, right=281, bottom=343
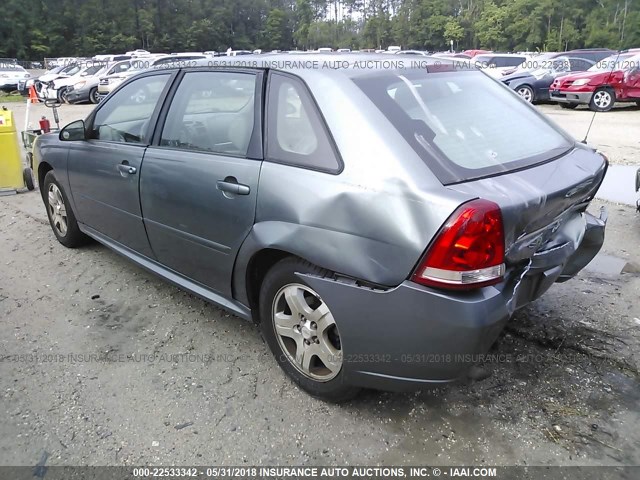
left=266, top=73, right=340, bottom=172
left=354, top=70, right=573, bottom=185
left=91, top=74, right=170, bottom=144
left=160, top=71, right=256, bottom=156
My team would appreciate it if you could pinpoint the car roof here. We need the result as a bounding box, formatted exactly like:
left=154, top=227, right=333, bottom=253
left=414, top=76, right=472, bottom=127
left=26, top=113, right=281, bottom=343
left=475, top=53, right=526, bottom=58
left=177, top=53, right=475, bottom=80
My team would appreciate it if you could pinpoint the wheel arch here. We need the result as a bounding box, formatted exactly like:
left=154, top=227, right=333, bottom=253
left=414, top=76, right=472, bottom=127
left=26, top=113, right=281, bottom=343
left=515, top=83, right=535, bottom=101
left=37, top=161, right=53, bottom=199
left=238, top=247, right=303, bottom=322
left=232, top=220, right=409, bottom=321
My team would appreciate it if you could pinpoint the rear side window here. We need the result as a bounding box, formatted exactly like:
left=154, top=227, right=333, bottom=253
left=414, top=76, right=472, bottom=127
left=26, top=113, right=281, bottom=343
left=266, top=73, right=341, bottom=173
left=353, top=70, right=572, bottom=185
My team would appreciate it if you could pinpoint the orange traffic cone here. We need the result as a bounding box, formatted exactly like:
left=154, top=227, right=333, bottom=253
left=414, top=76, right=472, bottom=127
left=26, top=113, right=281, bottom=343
left=28, top=85, right=39, bottom=104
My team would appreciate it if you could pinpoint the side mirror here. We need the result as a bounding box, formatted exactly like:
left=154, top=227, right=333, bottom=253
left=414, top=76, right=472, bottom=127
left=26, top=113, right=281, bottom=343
left=59, top=120, right=86, bottom=141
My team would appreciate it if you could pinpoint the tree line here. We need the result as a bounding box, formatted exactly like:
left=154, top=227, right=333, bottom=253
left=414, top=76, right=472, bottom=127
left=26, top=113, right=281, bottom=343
left=1, top=0, right=639, bottom=60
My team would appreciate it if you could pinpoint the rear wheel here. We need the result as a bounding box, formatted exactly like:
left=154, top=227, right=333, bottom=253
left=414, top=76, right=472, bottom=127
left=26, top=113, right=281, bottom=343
left=516, top=85, right=534, bottom=103
left=259, top=257, right=359, bottom=402
left=560, top=103, right=578, bottom=109
left=23, top=168, right=34, bottom=191
left=589, top=88, right=615, bottom=112
left=43, top=171, right=89, bottom=248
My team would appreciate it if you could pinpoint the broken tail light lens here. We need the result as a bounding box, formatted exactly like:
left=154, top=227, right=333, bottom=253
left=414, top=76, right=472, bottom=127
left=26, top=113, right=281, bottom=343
left=413, top=199, right=505, bottom=289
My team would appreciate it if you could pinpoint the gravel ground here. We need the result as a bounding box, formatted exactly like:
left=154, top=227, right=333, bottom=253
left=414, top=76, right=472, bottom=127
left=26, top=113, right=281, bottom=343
left=538, top=103, right=640, bottom=166
left=0, top=99, right=639, bottom=469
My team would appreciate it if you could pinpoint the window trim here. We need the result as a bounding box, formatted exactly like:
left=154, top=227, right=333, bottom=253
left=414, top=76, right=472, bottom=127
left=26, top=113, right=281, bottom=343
left=151, top=68, right=264, bottom=160
left=85, top=69, right=178, bottom=146
left=264, top=71, right=344, bottom=175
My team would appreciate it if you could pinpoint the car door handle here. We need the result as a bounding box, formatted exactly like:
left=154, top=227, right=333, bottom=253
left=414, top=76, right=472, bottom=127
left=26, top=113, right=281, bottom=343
left=117, top=163, right=137, bottom=175
left=217, top=179, right=250, bottom=196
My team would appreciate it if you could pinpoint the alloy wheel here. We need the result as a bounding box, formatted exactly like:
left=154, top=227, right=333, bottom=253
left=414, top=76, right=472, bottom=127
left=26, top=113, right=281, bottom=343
left=593, top=90, right=612, bottom=109
left=517, top=86, right=533, bottom=103
left=48, top=183, right=68, bottom=236
left=272, top=283, right=342, bottom=382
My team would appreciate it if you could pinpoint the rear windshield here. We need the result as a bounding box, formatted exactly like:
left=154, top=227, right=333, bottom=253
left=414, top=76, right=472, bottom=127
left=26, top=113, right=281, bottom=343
left=353, top=70, right=573, bottom=185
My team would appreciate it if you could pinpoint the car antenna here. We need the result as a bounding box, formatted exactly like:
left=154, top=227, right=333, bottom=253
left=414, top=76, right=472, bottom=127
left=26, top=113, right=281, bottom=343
left=582, top=51, right=621, bottom=144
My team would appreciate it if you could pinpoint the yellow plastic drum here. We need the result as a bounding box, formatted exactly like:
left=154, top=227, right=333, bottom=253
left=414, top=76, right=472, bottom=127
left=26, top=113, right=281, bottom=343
left=0, top=108, right=33, bottom=193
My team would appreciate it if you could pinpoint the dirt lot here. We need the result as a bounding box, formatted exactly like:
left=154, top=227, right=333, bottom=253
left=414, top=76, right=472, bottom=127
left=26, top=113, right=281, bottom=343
left=0, top=100, right=639, bottom=470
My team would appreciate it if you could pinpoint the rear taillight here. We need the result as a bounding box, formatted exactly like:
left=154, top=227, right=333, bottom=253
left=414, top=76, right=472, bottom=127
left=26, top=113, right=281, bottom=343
left=412, top=199, right=505, bottom=290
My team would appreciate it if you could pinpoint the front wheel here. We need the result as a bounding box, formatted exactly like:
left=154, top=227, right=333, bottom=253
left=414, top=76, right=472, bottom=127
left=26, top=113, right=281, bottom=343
left=589, top=88, right=615, bottom=112
left=516, top=85, right=534, bottom=103
left=58, top=87, right=69, bottom=104
left=89, top=87, right=99, bottom=104
left=43, top=171, right=89, bottom=248
left=259, top=258, right=359, bottom=402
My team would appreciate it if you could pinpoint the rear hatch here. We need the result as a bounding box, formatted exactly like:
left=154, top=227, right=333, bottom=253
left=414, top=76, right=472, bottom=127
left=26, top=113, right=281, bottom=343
left=353, top=65, right=607, bottom=302
left=448, top=144, right=606, bottom=304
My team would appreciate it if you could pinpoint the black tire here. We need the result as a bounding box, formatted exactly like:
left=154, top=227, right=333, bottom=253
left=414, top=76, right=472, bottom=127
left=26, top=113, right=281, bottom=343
left=560, top=103, right=578, bottom=109
left=259, top=257, right=360, bottom=402
left=589, top=88, right=615, bottom=112
left=43, top=171, right=89, bottom=248
left=89, top=87, right=99, bottom=104
left=23, top=168, right=34, bottom=191
left=26, top=152, right=33, bottom=169
left=515, top=85, right=534, bottom=103
left=58, top=87, right=69, bottom=104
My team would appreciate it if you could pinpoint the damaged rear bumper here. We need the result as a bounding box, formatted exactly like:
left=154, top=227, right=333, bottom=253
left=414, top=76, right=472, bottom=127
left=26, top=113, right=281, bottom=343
left=301, top=273, right=512, bottom=391
left=556, top=208, right=607, bottom=281
left=297, top=209, right=606, bottom=392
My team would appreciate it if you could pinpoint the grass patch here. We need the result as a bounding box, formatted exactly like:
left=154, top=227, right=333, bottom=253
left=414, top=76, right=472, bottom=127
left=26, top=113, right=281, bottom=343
left=0, top=92, right=25, bottom=103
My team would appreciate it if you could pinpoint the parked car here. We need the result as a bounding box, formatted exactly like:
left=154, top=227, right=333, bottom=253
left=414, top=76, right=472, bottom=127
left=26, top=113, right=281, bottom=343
left=33, top=55, right=607, bottom=401
left=68, top=60, right=141, bottom=104
left=41, top=63, right=109, bottom=103
left=93, top=54, right=132, bottom=63
left=500, top=48, right=616, bottom=79
left=432, top=52, right=472, bottom=59
left=549, top=52, right=640, bottom=111
left=558, top=48, right=617, bottom=63
left=126, top=49, right=152, bottom=57
left=501, top=57, right=595, bottom=103
left=636, top=168, right=640, bottom=213
left=0, top=63, right=31, bottom=91
left=462, top=49, right=491, bottom=58
left=97, top=54, right=206, bottom=100
left=35, top=63, right=83, bottom=98
left=474, top=53, right=528, bottom=78
left=394, top=50, right=429, bottom=56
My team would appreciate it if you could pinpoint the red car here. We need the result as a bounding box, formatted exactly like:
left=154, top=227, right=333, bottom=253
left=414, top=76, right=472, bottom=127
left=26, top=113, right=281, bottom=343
left=549, top=52, right=640, bottom=111
left=462, top=49, right=491, bottom=58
